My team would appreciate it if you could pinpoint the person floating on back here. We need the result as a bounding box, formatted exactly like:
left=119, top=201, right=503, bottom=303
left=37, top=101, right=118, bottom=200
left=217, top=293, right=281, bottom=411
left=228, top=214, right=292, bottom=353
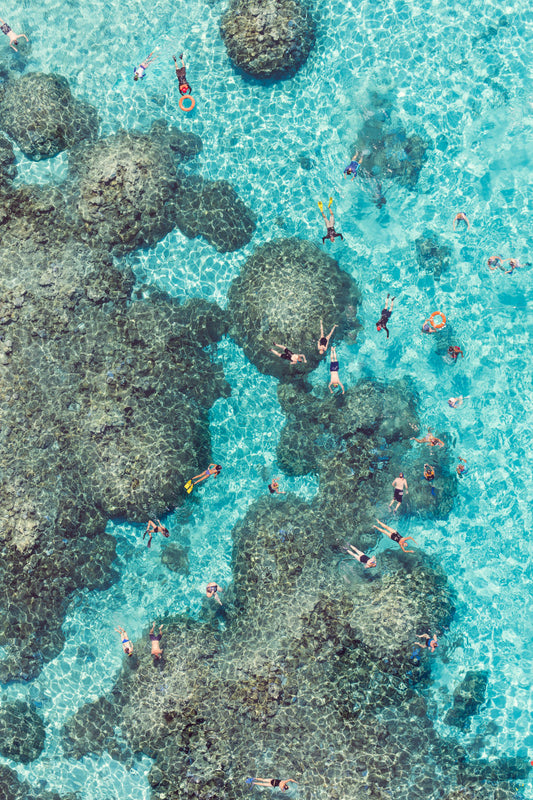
left=318, top=197, right=343, bottom=244
left=0, top=17, right=28, bottom=51
left=328, top=346, right=344, bottom=394
left=245, top=777, right=297, bottom=792
left=134, top=48, right=160, bottom=81
left=376, top=293, right=395, bottom=338
left=343, top=152, right=363, bottom=180
left=184, top=464, right=222, bottom=493
left=373, top=519, right=416, bottom=553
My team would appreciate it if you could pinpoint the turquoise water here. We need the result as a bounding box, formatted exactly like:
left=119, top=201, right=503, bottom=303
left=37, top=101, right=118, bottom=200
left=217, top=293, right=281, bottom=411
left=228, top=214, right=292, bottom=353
left=2, top=0, right=533, bottom=795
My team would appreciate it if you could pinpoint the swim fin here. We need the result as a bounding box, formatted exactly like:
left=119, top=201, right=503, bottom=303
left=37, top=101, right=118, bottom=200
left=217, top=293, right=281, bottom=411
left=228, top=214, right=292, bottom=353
left=317, top=200, right=323, bottom=212
left=184, top=480, right=193, bottom=493
left=328, top=196, right=333, bottom=208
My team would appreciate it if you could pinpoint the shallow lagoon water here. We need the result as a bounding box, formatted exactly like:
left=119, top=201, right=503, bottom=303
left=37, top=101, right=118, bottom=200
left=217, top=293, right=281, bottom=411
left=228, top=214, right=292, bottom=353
left=1, top=0, right=532, bottom=795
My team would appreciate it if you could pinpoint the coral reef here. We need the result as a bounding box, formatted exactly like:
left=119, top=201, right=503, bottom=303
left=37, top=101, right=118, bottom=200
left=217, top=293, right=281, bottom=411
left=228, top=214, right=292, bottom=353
left=0, top=185, right=230, bottom=681
left=0, top=133, right=15, bottom=187
left=220, top=0, right=316, bottom=80
left=61, top=493, right=528, bottom=800
left=161, top=543, right=190, bottom=574
left=0, top=765, right=77, bottom=800
left=174, top=173, right=256, bottom=252
left=415, top=233, right=451, bottom=280
left=0, top=72, right=99, bottom=160
left=0, top=700, right=45, bottom=762
left=227, top=238, right=360, bottom=379
left=444, top=670, right=489, bottom=730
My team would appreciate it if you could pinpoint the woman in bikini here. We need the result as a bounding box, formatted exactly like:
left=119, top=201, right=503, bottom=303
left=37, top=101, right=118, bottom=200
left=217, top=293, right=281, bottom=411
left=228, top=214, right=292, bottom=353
left=246, top=778, right=296, bottom=792
left=270, top=344, right=307, bottom=364
left=133, top=48, right=160, bottom=81
left=0, top=17, right=28, bottom=51
left=115, top=626, right=133, bottom=656
left=411, top=429, right=444, bottom=447
left=414, top=632, right=438, bottom=653
left=373, top=519, right=416, bottom=553
left=184, top=464, right=222, bottom=493
left=317, top=319, right=337, bottom=354
left=342, top=543, right=376, bottom=568
left=328, top=346, right=345, bottom=394
left=143, top=519, right=170, bottom=548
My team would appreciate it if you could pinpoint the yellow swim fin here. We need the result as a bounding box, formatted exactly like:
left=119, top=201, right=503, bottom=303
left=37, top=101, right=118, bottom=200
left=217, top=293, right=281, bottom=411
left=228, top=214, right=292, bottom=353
left=328, top=197, right=333, bottom=208
left=184, top=480, right=194, bottom=493
left=317, top=200, right=323, bottom=212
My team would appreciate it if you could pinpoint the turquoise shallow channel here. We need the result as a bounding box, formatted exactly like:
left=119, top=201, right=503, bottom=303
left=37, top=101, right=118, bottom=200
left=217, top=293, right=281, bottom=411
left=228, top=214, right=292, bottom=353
left=0, top=0, right=532, bottom=798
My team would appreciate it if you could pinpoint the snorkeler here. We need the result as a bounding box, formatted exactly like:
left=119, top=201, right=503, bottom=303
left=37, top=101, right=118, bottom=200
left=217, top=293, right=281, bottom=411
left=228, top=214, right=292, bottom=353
left=133, top=48, right=160, bottom=81
left=143, top=519, right=170, bottom=548
left=423, top=464, right=435, bottom=481
left=268, top=478, right=286, bottom=495
left=343, top=152, right=363, bottom=179
left=318, top=197, right=344, bottom=244
left=505, top=258, right=530, bottom=274
left=206, top=582, right=223, bottom=605
left=184, top=464, right=222, bottom=493
left=317, top=319, right=337, bottom=354
left=149, top=623, right=163, bottom=659
left=414, top=632, right=438, bottom=653
left=373, top=519, right=416, bottom=553
left=328, top=346, right=345, bottom=394
left=0, top=17, right=28, bottom=50
left=389, top=472, right=408, bottom=511
left=487, top=255, right=505, bottom=271
left=456, top=457, right=468, bottom=477
left=447, top=345, right=464, bottom=361
left=448, top=396, right=464, bottom=408
left=453, top=212, right=470, bottom=231
left=411, top=429, right=445, bottom=448
left=376, top=293, right=395, bottom=338
left=270, top=344, right=307, bottom=364
left=341, top=543, right=377, bottom=568
left=115, top=626, right=133, bottom=656
left=245, top=778, right=296, bottom=792
left=173, top=53, right=192, bottom=95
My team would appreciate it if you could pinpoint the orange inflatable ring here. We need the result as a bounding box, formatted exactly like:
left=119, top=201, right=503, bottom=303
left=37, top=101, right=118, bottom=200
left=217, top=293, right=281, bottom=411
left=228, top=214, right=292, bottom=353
left=429, top=311, right=446, bottom=329
left=179, top=94, right=195, bottom=112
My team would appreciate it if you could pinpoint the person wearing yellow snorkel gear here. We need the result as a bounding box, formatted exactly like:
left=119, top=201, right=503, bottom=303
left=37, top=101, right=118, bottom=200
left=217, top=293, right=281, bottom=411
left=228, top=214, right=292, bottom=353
left=318, top=197, right=343, bottom=243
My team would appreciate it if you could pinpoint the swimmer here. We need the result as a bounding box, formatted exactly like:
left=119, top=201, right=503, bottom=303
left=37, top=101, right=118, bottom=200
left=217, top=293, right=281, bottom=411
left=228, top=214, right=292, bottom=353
left=421, top=317, right=438, bottom=333
left=270, top=344, right=307, bottom=364
left=487, top=255, right=505, bottom=271
left=133, top=48, right=160, bottom=81
left=246, top=778, right=296, bottom=792
left=389, top=472, right=408, bottom=512
left=456, top=457, right=468, bottom=477
left=373, top=519, right=416, bottom=553
left=143, top=519, right=170, bottom=548
left=341, top=543, right=377, bottom=568
left=173, top=53, right=192, bottom=96
left=411, top=429, right=445, bottom=448
left=447, top=345, right=464, bottom=360
left=376, top=293, right=395, bottom=338
left=423, top=464, right=435, bottom=482
left=453, top=212, right=470, bottom=231
left=115, top=626, right=133, bottom=656
left=328, top=346, right=345, bottom=394
left=0, top=17, right=28, bottom=51
left=184, top=464, right=222, bottom=493
left=505, top=258, right=530, bottom=274
left=343, top=151, right=363, bottom=180
left=448, top=396, right=464, bottom=408
left=414, top=632, right=438, bottom=653
left=317, top=319, right=337, bottom=354
left=268, top=478, right=286, bottom=495
left=149, top=622, right=163, bottom=659
left=206, top=582, right=222, bottom=605
left=318, top=197, right=344, bottom=244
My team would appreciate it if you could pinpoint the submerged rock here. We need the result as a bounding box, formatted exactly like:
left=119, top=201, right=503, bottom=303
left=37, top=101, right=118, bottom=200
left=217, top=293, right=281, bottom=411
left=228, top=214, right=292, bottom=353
left=0, top=701, right=45, bottom=763
left=0, top=134, right=15, bottom=187
left=220, top=0, right=316, bottom=80
left=415, top=233, right=451, bottom=279
left=0, top=764, right=78, bottom=800
left=444, top=670, right=489, bottom=730
left=228, top=238, right=360, bottom=378
left=0, top=72, right=99, bottom=160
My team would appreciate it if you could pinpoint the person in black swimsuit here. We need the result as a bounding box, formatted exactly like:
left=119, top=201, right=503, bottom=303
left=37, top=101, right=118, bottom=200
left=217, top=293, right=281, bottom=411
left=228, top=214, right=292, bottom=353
left=317, top=319, right=337, bottom=354
left=246, top=777, right=297, bottom=791
left=373, top=519, right=416, bottom=553
left=270, top=344, right=307, bottom=364
left=342, top=543, right=377, bottom=568
left=0, top=17, right=28, bottom=51
left=376, top=293, right=395, bottom=338
left=318, top=198, right=344, bottom=244
left=173, top=53, right=192, bottom=95
left=143, top=519, right=170, bottom=548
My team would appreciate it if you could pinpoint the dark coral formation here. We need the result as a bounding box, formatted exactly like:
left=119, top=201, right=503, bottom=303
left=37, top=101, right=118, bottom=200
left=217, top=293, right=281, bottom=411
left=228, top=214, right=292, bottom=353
left=0, top=184, right=230, bottom=681
left=353, top=100, right=428, bottom=191
left=174, top=173, right=257, bottom=253
left=444, top=670, right=489, bottom=730
left=161, top=543, right=190, bottom=574
left=220, top=0, right=316, bottom=80
left=0, top=700, right=45, bottom=762
left=61, top=493, right=528, bottom=800
left=0, top=134, right=15, bottom=187
left=276, top=379, right=457, bottom=524
left=0, top=72, right=99, bottom=160
left=415, top=233, right=451, bottom=279
left=0, top=764, right=77, bottom=800
left=227, top=238, right=360, bottom=379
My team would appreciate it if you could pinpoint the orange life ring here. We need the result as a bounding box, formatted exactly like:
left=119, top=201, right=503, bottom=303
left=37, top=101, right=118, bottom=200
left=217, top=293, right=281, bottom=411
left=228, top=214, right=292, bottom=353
left=429, top=311, right=446, bottom=329
left=179, top=94, right=195, bottom=112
